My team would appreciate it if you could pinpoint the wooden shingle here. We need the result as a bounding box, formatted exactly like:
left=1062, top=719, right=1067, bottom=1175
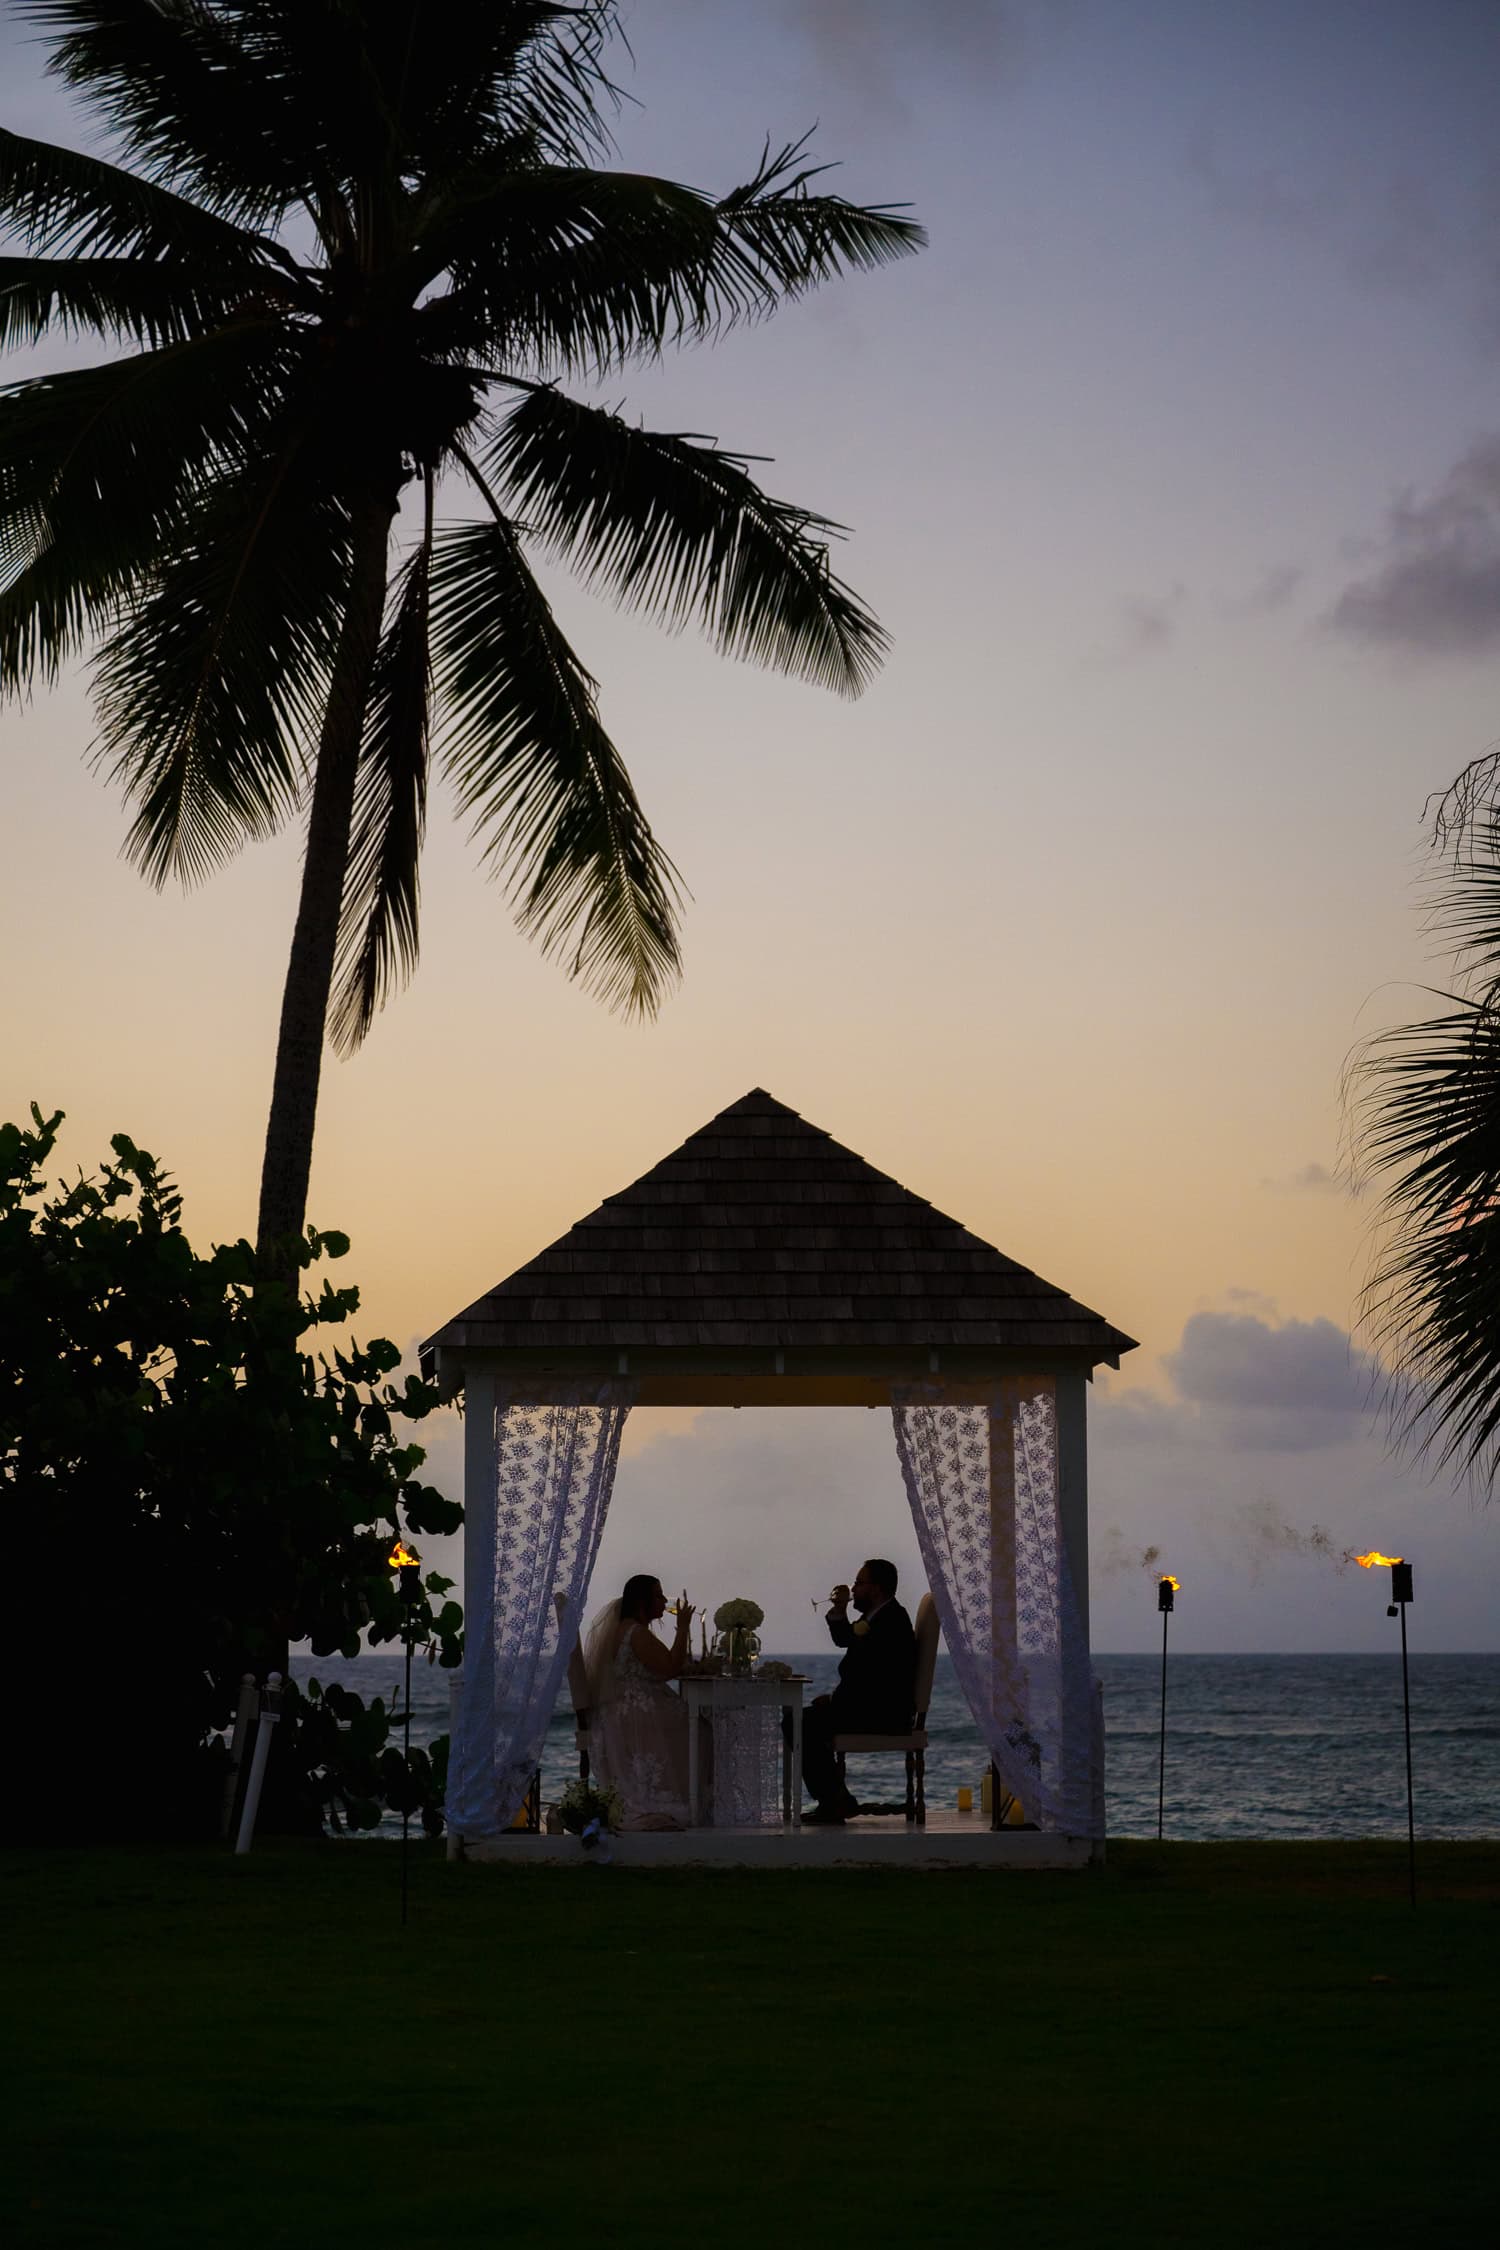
left=423, top=1089, right=1136, bottom=1364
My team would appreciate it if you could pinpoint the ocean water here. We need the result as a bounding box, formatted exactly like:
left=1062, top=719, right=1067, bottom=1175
left=289, top=1649, right=1500, bottom=1842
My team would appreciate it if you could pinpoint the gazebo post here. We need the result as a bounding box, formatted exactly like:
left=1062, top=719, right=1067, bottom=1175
left=454, top=1361, right=496, bottom=1854
left=1055, top=1370, right=1091, bottom=1645
left=1056, top=1367, right=1105, bottom=1858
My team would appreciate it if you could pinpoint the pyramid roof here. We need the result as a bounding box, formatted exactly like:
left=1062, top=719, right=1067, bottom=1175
left=422, top=1089, right=1136, bottom=1370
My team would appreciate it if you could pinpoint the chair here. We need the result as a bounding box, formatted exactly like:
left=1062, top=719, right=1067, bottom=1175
left=833, top=1592, right=941, bottom=1825
left=554, top=1591, right=592, bottom=1781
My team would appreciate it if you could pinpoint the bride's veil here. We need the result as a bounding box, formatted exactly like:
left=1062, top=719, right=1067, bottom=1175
left=583, top=1597, right=625, bottom=1709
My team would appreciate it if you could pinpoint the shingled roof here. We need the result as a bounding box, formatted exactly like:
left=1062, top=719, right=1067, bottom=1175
left=423, top=1089, right=1136, bottom=1367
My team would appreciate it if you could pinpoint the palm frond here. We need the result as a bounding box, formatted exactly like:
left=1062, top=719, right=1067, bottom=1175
left=23, top=2, right=616, bottom=246
left=428, top=505, right=681, bottom=1019
left=22, top=1, right=304, bottom=230
left=490, top=385, right=887, bottom=694
left=418, top=140, right=922, bottom=374
left=715, top=134, right=926, bottom=300
left=394, top=2, right=614, bottom=170
left=91, top=430, right=351, bottom=885
left=1416, top=809, right=1500, bottom=998
left=0, top=321, right=296, bottom=690
left=329, top=488, right=434, bottom=1055
left=0, top=252, right=283, bottom=349
left=0, top=122, right=291, bottom=264
left=413, top=166, right=724, bottom=364
left=480, top=0, right=620, bottom=166
left=1355, top=989, right=1500, bottom=1486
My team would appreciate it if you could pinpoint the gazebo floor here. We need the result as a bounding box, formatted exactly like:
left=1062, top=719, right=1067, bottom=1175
left=452, top=1806, right=1095, bottom=1870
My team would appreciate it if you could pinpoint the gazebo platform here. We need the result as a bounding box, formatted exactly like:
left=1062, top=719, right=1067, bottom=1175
left=453, top=1808, right=1095, bottom=1870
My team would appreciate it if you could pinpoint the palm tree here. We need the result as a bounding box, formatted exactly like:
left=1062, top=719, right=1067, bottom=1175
left=1, top=1, right=921, bottom=1272
left=1353, top=754, right=1500, bottom=1490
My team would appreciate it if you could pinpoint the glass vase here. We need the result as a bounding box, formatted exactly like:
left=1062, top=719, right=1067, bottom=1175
left=724, top=1627, right=760, bottom=1676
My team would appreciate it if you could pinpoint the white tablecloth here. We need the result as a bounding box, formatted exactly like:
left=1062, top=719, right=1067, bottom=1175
left=679, top=1676, right=805, bottom=1829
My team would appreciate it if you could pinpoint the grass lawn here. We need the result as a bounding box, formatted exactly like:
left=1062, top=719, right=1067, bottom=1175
left=5, top=1839, right=1496, bottom=2249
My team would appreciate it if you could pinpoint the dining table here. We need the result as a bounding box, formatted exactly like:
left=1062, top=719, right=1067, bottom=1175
left=678, top=1672, right=806, bottom=1829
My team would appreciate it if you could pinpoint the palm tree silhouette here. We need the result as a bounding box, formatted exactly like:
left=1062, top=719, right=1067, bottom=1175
left=0, top=1, right=922, bottom=1269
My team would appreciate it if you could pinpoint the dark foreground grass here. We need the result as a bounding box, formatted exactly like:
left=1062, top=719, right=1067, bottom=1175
left=5, top=1840, right=1497, bottom=2249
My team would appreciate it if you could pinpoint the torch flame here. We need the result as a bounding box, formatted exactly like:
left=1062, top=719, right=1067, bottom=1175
left=388, top=1540, right=421, bottom=1569
left=1351, top=1550, right=1403, bottom=1569
left=1159, top=1573, right=1181, bottom=1591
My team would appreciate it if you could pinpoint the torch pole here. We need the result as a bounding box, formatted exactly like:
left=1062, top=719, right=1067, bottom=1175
left=401, top=1615, right=414, bottom=1928
left=1385, top=1559, right=1417, bottom=1908
left=391, top=1545, right=423, bottom=1929
left=1157, top=1604, right=1168, bottom=1843
left=1399, top=1597, right=1415, bottom=1909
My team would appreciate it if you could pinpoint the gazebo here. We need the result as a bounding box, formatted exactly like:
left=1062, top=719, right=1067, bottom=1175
left=422, top=1089, right=1136, bottom=1863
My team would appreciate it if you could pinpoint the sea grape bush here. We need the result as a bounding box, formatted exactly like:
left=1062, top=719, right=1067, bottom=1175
left=294, top=1676, right=451, bottom=1838
left=1, top=1106, right=462, bottom=1842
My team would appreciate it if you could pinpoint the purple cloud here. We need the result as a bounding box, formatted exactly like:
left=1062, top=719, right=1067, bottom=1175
left=1163, top=1311, right=1377, bottom=1451
left=1330, top=437, right=1500, bottom=656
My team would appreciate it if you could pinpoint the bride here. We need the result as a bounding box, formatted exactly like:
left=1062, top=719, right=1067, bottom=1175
left=584, top=1575, right=695, bottom=1831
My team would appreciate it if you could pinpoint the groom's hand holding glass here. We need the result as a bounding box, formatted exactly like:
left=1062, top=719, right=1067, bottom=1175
left=806, top=1585, right=852, bottom=1709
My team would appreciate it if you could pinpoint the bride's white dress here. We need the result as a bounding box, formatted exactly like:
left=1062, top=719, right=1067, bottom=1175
left=592, top=1627, right=691, bottom=1831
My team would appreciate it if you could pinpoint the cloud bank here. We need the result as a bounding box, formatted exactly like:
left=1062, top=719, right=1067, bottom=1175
left=1331, top=437, right=1500, bottom=656
left=779, top=0, right=1036, bottom=93
left=1260, top=1161, right=1352, bottom=1196
left=1163, top=1310, right=1376, bottom=1451
left=1188, top=133, right=1500, bottom=351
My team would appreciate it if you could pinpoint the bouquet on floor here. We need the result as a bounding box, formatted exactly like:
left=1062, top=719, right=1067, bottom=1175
left=551, top=1777, right=624, bottom=1839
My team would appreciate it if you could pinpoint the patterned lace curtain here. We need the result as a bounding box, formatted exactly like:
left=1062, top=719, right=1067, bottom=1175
left=449, top=1386, right=631, bottom=1839
left=892, top=1380, right=1097, bottom=1835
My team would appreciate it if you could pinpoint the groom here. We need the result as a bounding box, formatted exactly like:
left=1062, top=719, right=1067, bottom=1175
left=800, top=1559, right=917, bottom=1824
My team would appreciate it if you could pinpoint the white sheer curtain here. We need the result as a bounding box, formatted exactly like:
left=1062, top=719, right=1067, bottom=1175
left=449, top=1386, right=631, bottom=1839
left=892, top=1380, right=1098, bottom=1835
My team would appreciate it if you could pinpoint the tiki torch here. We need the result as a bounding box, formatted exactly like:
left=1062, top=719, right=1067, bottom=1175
left=1156, top=1575, right=1180, bottom=1842
left=389, top=1539, right=422, bottom=1925
left=1352, top=1551, right=1416, bottom=1907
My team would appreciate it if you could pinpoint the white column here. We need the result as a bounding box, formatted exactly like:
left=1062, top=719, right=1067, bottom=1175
left=1057, top=1368, right=1102, bottom=1846
left=1055, top=1368, right=1090, bottom=1649
left=457, top=1362, right=497, bottom=1841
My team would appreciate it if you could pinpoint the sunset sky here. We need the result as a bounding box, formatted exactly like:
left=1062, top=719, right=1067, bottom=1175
left=5, top=2, right=1500, bottom=1650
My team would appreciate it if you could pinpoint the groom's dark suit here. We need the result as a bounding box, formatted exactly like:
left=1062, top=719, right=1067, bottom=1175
left=801, top=1599, right=918, bottom=1809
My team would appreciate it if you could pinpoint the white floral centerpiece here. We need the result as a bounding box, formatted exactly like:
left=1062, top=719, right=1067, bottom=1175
left=714, top=1597, right=764, bottom=1675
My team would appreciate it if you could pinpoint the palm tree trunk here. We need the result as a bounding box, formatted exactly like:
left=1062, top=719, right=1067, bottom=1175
left=255, top=486, right=398, bottom=1275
